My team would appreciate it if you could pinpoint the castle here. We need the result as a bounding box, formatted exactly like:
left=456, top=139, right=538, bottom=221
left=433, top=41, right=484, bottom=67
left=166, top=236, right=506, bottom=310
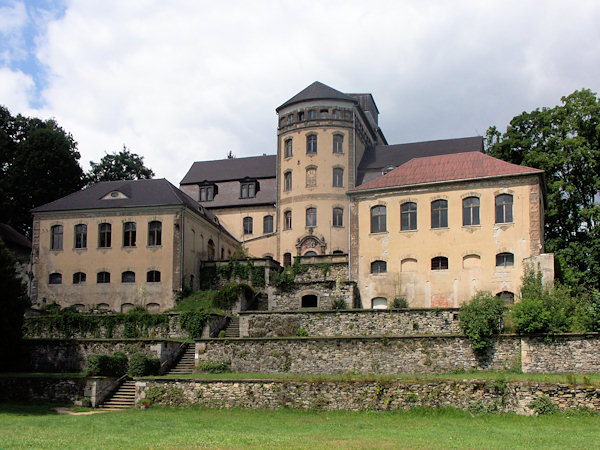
left=30, top=82, right=554, bottom=311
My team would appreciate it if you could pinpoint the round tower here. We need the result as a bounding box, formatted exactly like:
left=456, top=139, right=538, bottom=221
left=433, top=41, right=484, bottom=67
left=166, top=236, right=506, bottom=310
left=275, top=82, right=361, bottom=264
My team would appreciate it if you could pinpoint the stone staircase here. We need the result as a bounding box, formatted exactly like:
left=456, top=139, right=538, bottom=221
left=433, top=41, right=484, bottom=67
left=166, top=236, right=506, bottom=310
left=167, top=345, right=196, bottom=375
left=224, top=316, right=240, bottom=338
left=99, top=380, right=136, bottom=409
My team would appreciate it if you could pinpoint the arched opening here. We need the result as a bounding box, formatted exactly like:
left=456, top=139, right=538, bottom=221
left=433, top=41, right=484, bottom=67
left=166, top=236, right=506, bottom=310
left=301, top=294, right=318, bottom=308
left=372, top=297, right=388, bottom=309
left=146, top=303, right=160, bottom=313
left=96, top=303, right=110, bottom=311
left=496, top=291, right=515, bottom=305
left=283, top=252, right=292, bottom=267
left=304, top=251, right=317, bottom=256
left=121, top=303, right=135, bottom=313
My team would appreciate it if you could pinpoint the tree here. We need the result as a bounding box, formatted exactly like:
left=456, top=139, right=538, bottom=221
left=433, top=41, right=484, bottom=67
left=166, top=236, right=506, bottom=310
left=0, top=106, right=84, bottom=237
left=486, top=89, right=600, bottom=291
left=86, top=145, right=154, bottom=185
left=0, top=238, right=29, bottom=371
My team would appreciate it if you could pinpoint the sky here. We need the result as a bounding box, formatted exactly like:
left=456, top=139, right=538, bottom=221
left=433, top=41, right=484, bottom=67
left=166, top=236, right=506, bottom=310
left=1, top=0, right=599, bottom=185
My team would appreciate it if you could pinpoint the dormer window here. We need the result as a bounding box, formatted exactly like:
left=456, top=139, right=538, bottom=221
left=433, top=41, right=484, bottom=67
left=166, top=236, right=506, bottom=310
left=308, top=110, right=317, bottom=120
left=240, top=179, right=258, bottom=198
left=102, top=190, right=128, bottom=200
left=382, top=166, right=395, bottom=175
left=298, top=111, right=305, bottom=121
left=198, top=182, right=217, bottom=202
left=200, top=186, right=214, bottom=201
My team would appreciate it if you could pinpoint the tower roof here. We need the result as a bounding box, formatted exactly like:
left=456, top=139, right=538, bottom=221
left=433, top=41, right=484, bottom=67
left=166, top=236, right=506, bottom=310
left=276, top=81, right=358, bottom=111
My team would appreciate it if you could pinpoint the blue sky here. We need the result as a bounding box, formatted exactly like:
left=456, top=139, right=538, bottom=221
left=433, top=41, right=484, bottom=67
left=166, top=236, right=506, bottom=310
left=1, top=0, right=600, bottom=184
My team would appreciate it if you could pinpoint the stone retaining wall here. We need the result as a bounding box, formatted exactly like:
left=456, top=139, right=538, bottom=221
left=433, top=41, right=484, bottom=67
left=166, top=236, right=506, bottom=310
left=0, top=376, right=87, bottom=403
left=25, top=339, right=183, bottom=372
left=196, top=336, right=521, bottom=374
left=522, top=334, right=600, bottom=373
left=268, top=281, right=356, bottom=311
left=239, top=308, right=460, bottom=337
left=136, top=378, right=600, bottom=415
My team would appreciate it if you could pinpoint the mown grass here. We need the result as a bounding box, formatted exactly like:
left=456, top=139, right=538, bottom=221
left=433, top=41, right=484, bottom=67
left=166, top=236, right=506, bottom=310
left=170, top=290, right=223, bottom=314
left=0, top=403, right=598, bottom=449
left=157, top=370, right=600, bottom=386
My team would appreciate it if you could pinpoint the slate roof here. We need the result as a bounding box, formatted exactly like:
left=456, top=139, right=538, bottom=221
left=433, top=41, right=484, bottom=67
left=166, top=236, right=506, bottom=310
left=180, top=155, right=276, bottom=185
left=201, top=178, right=277, bottom=209
left=351, top=152, right=542, bottom=192
left=0, top=223, right=31, bottom=250
left=31, top=178, right=223, bottom=227
left=276, top=81, right=358, bottom=111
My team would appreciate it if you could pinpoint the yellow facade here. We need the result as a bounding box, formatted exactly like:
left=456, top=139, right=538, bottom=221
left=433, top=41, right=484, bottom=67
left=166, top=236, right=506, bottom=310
left=350, top=175, right=549, bottom=308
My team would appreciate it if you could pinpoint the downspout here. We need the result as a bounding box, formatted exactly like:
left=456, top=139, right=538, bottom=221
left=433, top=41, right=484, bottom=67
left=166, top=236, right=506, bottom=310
left=349, top=110, right=356, bottom=281
left=180, top=208, right=185, bottom=291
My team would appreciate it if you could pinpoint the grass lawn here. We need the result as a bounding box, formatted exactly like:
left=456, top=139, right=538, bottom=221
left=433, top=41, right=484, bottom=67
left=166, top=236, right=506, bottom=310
left=0, top=403, right=598, bottom=449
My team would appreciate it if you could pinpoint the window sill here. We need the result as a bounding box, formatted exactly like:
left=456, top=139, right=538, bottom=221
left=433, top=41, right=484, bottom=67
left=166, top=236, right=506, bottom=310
left=122, top=246, right=137, bottom=249
left=73, top=247, right=87, bottom=251
left=462, top=225, right=481, bottom=229
left=399, top=229, right=417, bottom=233
left=147, top=245, right=162, bottom=249
left=494, top=222, right=515, bottom=226
left=369, top=231, right=388, bottom=236
left=97, top=247, right=112, bottom=250
left=430, top=227, right=449, bottom=231
left=49, top=249, right=63, bottom=252
left=431, top=269, right=449, bottom=272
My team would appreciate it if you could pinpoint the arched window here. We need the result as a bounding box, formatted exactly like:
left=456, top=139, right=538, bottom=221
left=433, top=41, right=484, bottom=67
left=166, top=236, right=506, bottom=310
left=97, top=271, right=110, bottom=283
left=48, top=273, right=62, bottom=284
left=284, top=171, right=292, bottom=191
left=283, top=252, right=292, bottom=267
left=496, top=252, right=515, bottom=267
left=371, top=205, right=386, bottom=233
left=207, top=239, right=215, bottom=260
left=332, top=250, right=345, bottom=255
left=306, top=208, right=317, bottom=227
left=495, top=194, right=513, bottom=223
left=243, top=217, right=253, bottom=235
left=148, top=221, right=162, bottom=246
left=371, top=260, right=387, bottom=274
left=98, top=223, right=111, bottom=248
left=431, top=200, right=448, bottom=228
left=263, top=215, right=274, bottom=234
left=284, top=210, right=292, bottom=230
left=306, top=167, right=317, bottom=187
left=123, top=222, right=136, bottom=247
left=50, top=225, right=63, bottom=250
left=306, top=135, right=317, bottom=154
left=401, top=202, right=417, bottom=231
left=496, top=291, right=515, bottom=305
left=462, top=197, right=480, bottom=226
left=333, top=167, right=344, bottom=187
left=74, top=224, right=87, bottom=249
left=371, top=297, right=388, bottom=309
left=72, top=272, right=86, bottom=284
left=333, top=134, right=344, bottom=153
left=284, top=139, right=293, bottom=158
left=147, top=270, right=161, bottom=282
left=121, top=271, right=135, bottom=283
left=431, top=257, right=448, bottom=270
left=333, top=207, right=343, bottom=227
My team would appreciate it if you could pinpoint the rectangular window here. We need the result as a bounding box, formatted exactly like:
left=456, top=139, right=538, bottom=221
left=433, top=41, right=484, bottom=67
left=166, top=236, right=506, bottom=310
left=263, top=215, right=273, bottom=234
left=74, top=224, right=87, bottom=249
left=199, top=186, right=214, bottom=201
left=332, top=109, right=341, bottom=119
left=284, top=211, right=292, bottom=230
left=333, top=208, right=343, bottom=227
left=306, top=167, right=317, bottom=187
left=284, top=139, right=293, bottom=158
left=333, top=168, right=344, bottom=187
left=99, top=223, right=111, bottom=248
left=371, top=206, right=386, bottom=233
left=306, top=135, right=317, bottom=154
left=50, top=225, right=63, bottom=250
left=463, top=197, right=480, bottom=226
left=308, top=110, right=317, bottom=120
left=495, top=194, right=513, bottom=223
left=306, top=208, right=317, bottom=227
left=123, top=222, right=136, bottom=247
left=284, top=171, right=292, bottom=191
left=241, top=182, right=256, bottom=198
left=431, top=200, right=448, bottom=228
left=333, top=135, right=343, bottom=153
left=243, top=217, right=253, bottom=235
left=148, top=221, right=162, bottom=246
left=401, top=203, right=417, bottom=231
left=298, top=111, right=305, bottom=121
left=320, top=109, right=328, bottom=119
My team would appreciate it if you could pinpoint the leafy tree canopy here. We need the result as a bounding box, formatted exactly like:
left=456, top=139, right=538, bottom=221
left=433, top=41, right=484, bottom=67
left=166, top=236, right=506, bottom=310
left=486, top=89, right=600, bottom=291
left=86, top=145, right=154, bottom=185
left=0, top=106, right=84, bottom=237
left=0, top=238, right=29, bottom=371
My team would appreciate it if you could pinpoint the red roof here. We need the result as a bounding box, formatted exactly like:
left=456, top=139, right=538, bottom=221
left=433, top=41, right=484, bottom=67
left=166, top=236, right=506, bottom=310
left=353, top=152, right=542, bottom=192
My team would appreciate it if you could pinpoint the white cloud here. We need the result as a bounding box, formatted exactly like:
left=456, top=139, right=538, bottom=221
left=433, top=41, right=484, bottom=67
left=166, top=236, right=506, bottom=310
left=0, top=1, right=28, bottom=64
left=5, top=0, right=600, bottom=184
left=0, top=68, right=34, bottom=112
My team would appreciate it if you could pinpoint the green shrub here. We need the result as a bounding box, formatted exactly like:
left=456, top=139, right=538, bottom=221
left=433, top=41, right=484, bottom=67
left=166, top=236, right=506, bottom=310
left=218, top=330, right=226, bottom=338
left=213, top=283, right=254, bottom=310
left=392, top=297, right=409, bottom=309
left=271, top=268, right=295, bottom=292
left=512, top=268, right=578, bottom=334
left=331, top=298, right=346, bottom=310
left=144, top=385, right=188, bottom=407
left=296, top=328, right=308, bottom=337
left=196, top=360, right=231, bottom=373
left=529, top=395, right=557, bottom=415
left=86, top=351, right=128, bottom=377
left=179, top=311, right=209, bottom=339
left=458, top=291, right=506, bottom=354
left=128, top=352, right=160, bottom=377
